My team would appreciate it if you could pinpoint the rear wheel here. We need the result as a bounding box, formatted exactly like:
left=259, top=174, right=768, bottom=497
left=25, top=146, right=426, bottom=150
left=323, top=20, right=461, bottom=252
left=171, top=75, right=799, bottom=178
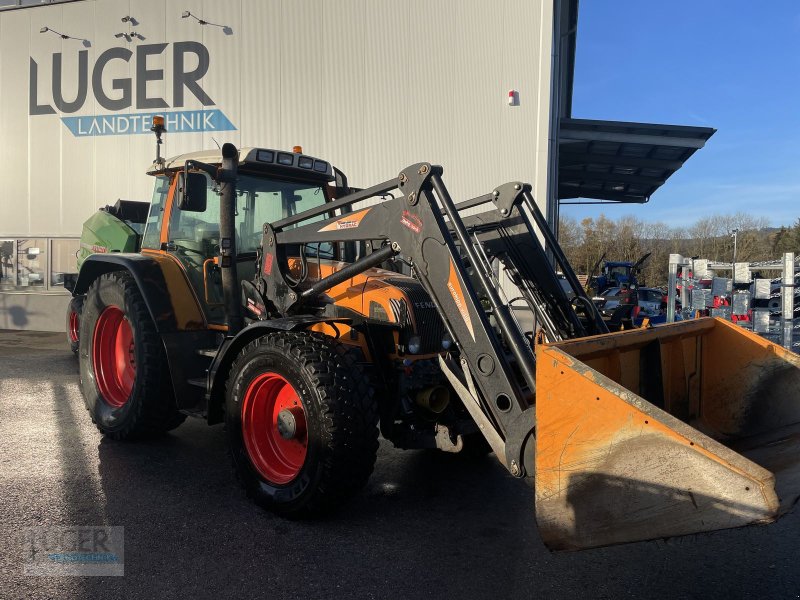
left=79, top=271, right=185, bottom=439
left=226, top=332, right=378, bottom=517
left=66, top=295, right=84, bottom=355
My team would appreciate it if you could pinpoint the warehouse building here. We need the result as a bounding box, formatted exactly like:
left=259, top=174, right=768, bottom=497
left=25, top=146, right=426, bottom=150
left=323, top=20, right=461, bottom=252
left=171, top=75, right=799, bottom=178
left=0, top=0, right=711, bottom=331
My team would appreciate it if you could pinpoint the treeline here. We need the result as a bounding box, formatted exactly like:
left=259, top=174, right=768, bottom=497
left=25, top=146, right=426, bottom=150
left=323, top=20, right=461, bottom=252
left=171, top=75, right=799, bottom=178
left=558, top=213, right=800, bottom=289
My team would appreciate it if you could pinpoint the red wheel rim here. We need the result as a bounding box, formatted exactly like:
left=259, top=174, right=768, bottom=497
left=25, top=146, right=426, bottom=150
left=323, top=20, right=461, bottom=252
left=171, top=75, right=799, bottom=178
left=68, top=309, right=79, bottom=343
left=241, top=372, right=308, bottom=485
left=92, top=306, right=135, bottom=408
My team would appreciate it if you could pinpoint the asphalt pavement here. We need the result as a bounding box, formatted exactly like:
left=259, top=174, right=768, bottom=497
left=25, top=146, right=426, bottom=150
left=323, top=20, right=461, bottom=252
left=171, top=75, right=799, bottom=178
left=1, top=330, right=798, bottom=599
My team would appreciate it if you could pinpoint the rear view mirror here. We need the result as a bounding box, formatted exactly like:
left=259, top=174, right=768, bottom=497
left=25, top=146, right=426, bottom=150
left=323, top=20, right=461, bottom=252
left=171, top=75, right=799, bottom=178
left=178, top=172, right=207, bottom=212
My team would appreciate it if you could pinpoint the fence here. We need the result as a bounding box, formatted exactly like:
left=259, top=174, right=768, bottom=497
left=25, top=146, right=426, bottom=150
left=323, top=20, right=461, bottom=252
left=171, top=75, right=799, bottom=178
left=666, top=252, right=798, bottom=351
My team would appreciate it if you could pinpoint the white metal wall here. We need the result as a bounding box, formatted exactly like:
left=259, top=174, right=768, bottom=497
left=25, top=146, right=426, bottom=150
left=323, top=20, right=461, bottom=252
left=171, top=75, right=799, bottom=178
left=0, top=0, right=560, bottom=330
left=0, top=0, right=556, bottom=236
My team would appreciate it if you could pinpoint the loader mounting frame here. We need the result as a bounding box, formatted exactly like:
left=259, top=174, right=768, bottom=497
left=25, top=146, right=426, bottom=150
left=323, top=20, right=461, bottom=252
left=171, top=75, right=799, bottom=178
left=252, top=163, right=607, bottom=476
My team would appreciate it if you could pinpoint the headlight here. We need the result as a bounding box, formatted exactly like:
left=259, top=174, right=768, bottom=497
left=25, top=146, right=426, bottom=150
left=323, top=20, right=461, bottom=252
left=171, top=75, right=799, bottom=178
left=407, top=335, right=422, bottom=354
left=441, top=333, right=453, bottom=350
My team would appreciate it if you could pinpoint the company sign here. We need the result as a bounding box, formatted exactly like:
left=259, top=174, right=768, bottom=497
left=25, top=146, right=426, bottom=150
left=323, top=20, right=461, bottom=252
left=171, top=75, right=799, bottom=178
left=29, top=42, right=236, bottom=137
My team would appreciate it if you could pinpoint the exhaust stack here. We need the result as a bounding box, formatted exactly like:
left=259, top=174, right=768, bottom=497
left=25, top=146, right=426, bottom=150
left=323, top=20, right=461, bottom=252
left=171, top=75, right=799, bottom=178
left=219, top=143, right=243, bottom=335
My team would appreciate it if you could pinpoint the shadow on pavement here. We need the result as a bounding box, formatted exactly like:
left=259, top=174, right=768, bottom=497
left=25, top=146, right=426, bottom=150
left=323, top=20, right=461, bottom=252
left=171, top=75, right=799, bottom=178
left=2, top=332, right=799, bottom=599
left=79, top=427, right=538, bottom=599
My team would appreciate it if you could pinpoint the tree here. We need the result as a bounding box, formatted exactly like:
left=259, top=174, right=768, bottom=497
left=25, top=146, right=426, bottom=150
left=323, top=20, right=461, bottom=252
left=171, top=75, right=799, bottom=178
left=557, top=215, right=582, bottom=257
left=554, top=210, right=783, bottom=289
left=773, top=219, right=800, bottom=255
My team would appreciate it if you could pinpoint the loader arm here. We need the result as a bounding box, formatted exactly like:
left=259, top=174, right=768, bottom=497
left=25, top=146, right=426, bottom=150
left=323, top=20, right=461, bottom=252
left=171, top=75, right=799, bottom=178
left=255, top=163, right=604, bottom=476
left=250, top=162, right=800, bottom=552
left=630, top=251, right=652, bottom=273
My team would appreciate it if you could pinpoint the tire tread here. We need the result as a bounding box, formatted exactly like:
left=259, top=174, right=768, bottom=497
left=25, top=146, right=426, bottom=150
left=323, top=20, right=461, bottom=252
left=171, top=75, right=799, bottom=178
left=227, top=331, right=378, bottom=516
left=82, top=271, right=185, bottom=439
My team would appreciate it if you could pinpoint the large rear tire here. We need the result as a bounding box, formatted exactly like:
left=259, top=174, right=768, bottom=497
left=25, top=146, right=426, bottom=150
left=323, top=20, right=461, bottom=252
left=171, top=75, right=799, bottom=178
left=79, top=271, right=185, bottom=439
left=226, top=332, right=378, bottom=517
left=66, top=295, right=84, bottom=355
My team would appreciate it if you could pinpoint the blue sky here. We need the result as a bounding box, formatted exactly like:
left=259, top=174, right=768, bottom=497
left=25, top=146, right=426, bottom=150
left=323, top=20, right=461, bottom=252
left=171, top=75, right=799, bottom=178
left=564, top=0, right=800, bottom=228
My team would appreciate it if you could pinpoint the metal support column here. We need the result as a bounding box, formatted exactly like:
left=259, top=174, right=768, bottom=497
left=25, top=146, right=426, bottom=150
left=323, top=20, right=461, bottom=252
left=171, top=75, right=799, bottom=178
left=782, top=252, right=795, bottom=350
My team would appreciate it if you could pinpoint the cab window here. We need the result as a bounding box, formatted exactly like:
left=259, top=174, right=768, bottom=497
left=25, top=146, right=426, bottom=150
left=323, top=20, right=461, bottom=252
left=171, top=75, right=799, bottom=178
left=141, top=176, right=170, bottom=250
left=169, top=173, right=333, bottom=259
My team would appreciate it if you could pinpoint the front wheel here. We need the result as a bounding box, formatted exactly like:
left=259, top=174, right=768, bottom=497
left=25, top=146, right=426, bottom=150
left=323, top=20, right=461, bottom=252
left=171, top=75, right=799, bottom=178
left=226, top=332, right=378, bottom=517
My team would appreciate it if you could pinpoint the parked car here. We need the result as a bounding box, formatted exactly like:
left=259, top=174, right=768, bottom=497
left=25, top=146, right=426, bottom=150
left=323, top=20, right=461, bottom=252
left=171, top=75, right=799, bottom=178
left=593, top=286, right=667, bottom=319
left=592, top=286, right=622, bottom=317
left=557, top=274, right=576, bottom=301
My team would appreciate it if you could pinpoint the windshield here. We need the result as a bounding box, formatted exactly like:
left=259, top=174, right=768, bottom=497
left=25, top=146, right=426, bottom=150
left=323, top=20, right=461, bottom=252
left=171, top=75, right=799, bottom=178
left=608, top=266, right=629, bottom=281
left=236, top=173, right=331, bottom=254
left=169, top=173, right=332, bottom=257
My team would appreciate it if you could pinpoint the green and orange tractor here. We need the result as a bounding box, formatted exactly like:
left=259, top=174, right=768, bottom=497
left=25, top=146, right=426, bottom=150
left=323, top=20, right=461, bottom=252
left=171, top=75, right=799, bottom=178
left=64, top=121, right=800, bottom=550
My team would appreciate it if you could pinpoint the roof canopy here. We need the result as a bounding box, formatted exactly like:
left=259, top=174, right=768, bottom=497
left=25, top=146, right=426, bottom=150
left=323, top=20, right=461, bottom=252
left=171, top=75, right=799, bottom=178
left=558, top=118, right=715, bottom=204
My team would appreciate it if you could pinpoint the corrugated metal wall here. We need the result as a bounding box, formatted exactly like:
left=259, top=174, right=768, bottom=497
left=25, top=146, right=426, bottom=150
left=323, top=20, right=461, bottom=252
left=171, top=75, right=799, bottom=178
left=0, top=0, right=556, bottom=237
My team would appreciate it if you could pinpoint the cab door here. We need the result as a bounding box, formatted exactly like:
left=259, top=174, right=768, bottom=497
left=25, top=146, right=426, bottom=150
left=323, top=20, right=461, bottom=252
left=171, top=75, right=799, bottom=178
left=165, top=174, right=226, bottom=325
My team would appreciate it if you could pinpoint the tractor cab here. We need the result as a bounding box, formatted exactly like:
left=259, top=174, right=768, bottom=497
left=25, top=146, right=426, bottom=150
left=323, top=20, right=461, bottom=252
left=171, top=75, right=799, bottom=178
left=144, top=147, right=340, bottom=325
left=595, top=252, right=652, bottom=295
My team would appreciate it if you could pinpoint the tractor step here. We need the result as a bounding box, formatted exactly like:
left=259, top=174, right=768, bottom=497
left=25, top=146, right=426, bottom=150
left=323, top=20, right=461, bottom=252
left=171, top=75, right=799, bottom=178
left=196, top=348, right=218, bottom=358
left=186, top=377, right=206, bottom=388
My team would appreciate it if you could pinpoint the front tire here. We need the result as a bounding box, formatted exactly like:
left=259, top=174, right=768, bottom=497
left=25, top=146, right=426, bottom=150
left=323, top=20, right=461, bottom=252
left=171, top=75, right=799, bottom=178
left=79, top=271, right=185, bottom=439
left=226, top=332, right=378, bottom=517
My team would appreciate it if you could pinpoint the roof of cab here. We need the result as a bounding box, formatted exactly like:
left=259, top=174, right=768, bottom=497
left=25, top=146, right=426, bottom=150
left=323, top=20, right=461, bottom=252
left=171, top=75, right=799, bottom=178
left=146, top=147, right=335, bottom=182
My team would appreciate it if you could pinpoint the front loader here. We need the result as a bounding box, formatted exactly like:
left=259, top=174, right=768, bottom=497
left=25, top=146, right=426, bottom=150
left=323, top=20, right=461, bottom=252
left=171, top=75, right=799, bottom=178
left=68, top=130, right=800, bottom=550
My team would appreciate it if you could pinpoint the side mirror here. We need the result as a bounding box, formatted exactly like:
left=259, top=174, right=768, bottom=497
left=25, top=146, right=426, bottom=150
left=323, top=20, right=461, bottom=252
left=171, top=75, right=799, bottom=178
left=178, top=172, right=207, bottom=212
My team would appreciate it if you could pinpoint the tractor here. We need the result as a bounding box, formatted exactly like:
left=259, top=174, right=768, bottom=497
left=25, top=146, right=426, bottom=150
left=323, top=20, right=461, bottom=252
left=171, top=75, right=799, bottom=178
left=593, top=252, right=652, bottom=295
left=65, top=122, right=800, bottom=550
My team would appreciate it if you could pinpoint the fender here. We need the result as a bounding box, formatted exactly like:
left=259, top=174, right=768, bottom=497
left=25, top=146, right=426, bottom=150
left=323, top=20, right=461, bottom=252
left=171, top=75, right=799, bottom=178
left=206, top=316, right=352, bottom=424
left=73, top=253, right=205, bottom=333
left=74, top=253, right=212, bottom=414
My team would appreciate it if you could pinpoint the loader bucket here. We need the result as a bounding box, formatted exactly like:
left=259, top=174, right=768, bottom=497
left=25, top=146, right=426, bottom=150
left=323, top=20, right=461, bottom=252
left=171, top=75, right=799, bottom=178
left=535, top=317, right=800, bottom=551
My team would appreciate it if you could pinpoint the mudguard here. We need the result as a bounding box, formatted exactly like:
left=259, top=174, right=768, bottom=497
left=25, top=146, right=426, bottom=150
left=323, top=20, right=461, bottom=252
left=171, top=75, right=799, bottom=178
left=73, top=253, right=213, bottom=412
left=205, top=316, right=354, bottom=424
left=73, top=253, right=205, bottom=333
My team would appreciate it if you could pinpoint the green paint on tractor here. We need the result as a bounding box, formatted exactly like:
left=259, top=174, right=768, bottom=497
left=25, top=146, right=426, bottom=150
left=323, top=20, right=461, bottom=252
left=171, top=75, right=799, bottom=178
left=76, top=205, right=145, bottom=269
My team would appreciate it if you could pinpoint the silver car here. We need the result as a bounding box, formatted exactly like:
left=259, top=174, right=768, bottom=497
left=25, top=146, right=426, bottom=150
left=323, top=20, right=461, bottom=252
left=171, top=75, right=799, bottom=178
left=593, top=287, right=665, bottom=318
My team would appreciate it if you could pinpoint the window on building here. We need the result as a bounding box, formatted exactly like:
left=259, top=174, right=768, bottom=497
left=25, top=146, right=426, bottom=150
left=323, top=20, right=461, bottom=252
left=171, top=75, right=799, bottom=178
left=0, top=240, right=17, bottom=291
left=50, top=239, right=81, bottom=287
left=0, top=237, right=80, bottom=293
left=15, top=238, right=47, bottom=289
